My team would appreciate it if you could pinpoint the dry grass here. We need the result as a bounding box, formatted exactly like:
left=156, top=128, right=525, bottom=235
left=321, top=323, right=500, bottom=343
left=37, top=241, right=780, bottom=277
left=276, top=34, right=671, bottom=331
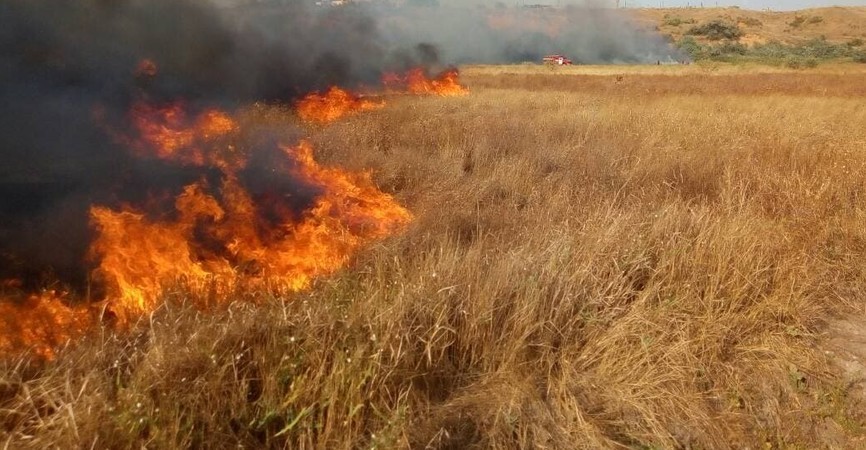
left=635, top=6, right=866, bottom=45
left=465, top=62, right=866, bottom=76
left=3, top=65, right=866, bottom=449
left=463, top=65, right=866, bottom=96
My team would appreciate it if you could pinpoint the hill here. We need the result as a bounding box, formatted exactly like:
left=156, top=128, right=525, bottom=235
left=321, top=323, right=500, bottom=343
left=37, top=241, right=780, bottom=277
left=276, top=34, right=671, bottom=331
left=635, top=6, right=866, bottom=46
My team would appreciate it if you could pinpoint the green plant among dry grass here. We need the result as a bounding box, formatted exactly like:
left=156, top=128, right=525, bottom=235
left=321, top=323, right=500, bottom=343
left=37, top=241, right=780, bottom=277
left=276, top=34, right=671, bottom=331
left=3, top=66, right=866, bottom=449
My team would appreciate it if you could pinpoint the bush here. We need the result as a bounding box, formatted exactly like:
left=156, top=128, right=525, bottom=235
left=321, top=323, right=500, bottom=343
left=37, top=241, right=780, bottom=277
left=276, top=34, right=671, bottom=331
left=677, top=36, right=705, bottom=59
left=847, top=38, right=864, bottom=48
left=750, top=40, right=792, bottom=60
left=663, top=16, right=695, bottom=27
left=751, top=38, right=852, bottom=60
left=683, top=33, right=864, bottom=65
left=808, top=16, right=824, bottom=25
left=738, top=16, right=763, bottom=27
left=708, top=41, right=748, bottom=59
left=799, top=37, right=850, bottom=59
left=664, top=17, right=683, bottom=27
left=789, top=16, right=806, bottom=28
left=686, top=38, right=863, bottom=65
left=687, top=20, right=744, bottom=41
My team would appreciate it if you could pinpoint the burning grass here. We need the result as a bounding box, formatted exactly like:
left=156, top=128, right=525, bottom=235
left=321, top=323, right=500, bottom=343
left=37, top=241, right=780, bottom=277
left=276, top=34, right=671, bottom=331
left=296, top=87, right=385, bottom=124
left=383, top=68, right=470, bottom=96
left=1, top=95, right=414, bottom=358
left=3, top=65, right=866, bottom=448
left=0, top=66, right=468, bottom=361
left=295, top=69, right=467, bottom=125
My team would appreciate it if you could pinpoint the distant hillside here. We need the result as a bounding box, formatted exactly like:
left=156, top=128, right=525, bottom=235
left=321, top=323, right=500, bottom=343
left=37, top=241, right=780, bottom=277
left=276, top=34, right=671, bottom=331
left=635, top=6, right=866, bottom=46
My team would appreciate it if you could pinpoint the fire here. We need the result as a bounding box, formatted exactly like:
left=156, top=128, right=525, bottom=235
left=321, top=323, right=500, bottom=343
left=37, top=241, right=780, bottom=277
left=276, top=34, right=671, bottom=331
left=405, top=68, right=468, bottom=96
left=0, top=291, right=94, bottom=360
left=91, top=100, right=412, bottom=323
left=2, top=51, right=446, bottom=358
left=296, top=70, right=468, bottom=125
left=296, top=87, right=385, bottom=124
left=383, top=68, right=468, bottom=97
left=1, top=99, right=412, bottom=358
left=129, top=101, right=240, bottom=168
left=89, top=203, right=229, bottom=320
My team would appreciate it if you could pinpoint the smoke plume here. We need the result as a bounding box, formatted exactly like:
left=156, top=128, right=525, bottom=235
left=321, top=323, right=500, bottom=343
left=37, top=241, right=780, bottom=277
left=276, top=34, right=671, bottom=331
left=0, top=0, right=677, bottom=291
left=0, top=0, right=394, bottom=289
left=372, top=3, right=678, bottom=65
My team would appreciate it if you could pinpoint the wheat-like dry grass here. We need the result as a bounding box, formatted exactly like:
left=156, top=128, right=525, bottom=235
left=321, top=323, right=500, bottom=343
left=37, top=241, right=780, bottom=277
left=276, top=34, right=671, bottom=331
left=2, top=66, right=866, bottom=449
left=464, top=63, right=866, bottom=77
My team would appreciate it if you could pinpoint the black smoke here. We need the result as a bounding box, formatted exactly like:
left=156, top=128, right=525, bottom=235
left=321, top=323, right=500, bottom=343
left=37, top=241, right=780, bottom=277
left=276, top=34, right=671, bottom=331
left=0, top=0, right=399, bottom=290
left=0, top=0, right=679, bottom=292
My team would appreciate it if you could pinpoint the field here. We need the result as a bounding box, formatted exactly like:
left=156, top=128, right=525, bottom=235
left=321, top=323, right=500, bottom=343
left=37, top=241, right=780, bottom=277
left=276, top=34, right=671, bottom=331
left=3, top=63, right=866, bottom=449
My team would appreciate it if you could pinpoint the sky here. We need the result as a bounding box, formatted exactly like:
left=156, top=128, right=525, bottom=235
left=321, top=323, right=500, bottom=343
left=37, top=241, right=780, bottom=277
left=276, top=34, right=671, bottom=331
left=620, top=0, right=866, bottom=9
left=459, top=0, right=866, bottom=10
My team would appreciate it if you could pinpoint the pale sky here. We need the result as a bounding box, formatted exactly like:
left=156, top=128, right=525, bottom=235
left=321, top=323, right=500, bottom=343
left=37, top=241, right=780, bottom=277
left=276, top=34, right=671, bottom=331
left=481, top=0, right=866, bottom=10
left=621, top=0, right=866, bottom=9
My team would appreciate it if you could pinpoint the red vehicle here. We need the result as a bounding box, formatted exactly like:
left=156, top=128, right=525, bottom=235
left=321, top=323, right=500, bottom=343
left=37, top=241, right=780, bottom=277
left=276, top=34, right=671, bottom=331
left=543, top=54, right=573, bottom=66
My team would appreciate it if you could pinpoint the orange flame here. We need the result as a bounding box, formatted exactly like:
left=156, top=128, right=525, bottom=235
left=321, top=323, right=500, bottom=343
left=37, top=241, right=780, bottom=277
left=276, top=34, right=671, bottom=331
left=129, top=101, right=240, bottom=168
left=1, top=99, right=411, bottom=358
left=383, top=68, right=468, bottom=97
left=92, top=101, right=411, bottom=323
left=296, top=87, right=385, bottom=124
left=0, top=291, right=94, bottom=360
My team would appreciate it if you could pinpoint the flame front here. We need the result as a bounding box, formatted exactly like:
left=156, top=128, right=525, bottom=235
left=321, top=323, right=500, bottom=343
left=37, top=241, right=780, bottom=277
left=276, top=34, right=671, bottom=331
left=130, top=101, right=240, bottom=168
left=296, top=87, right=385, bottom=124
left=1, top=99, right=412, bottom=358
left=0, top=291, right=94, bottom=360
left=92, top=100, right=412, bottom=323
left=383, top=68, right=469, bottom=97
left=1, top=58, right=472, bottom=358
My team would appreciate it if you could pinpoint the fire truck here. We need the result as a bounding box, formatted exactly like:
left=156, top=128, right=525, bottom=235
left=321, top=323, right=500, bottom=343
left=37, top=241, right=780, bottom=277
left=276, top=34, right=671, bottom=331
left=542, top=55, right=573, bottom=66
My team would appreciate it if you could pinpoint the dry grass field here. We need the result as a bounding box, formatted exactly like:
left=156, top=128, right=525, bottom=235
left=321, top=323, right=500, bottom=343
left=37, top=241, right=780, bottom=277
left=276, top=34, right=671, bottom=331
left=466, top=62, right=866, bottom=76
left=3, top=64, right=866, bottom=449
left=636, top=6, right=866, bottom=45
